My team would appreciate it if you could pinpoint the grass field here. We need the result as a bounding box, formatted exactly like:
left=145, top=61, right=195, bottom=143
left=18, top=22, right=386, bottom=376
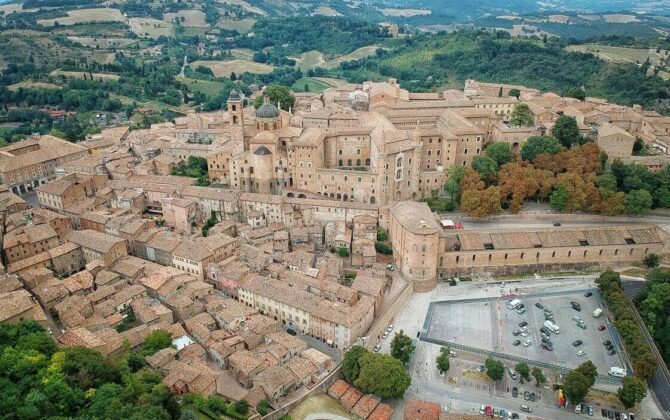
left=190, top=59, right=274, bottom=77
left=9, top=81, right=62, bottom=91
left=565, top=44, right=665, bottom=65
left=289, top=393, right=353, bottom=420
left=176, top=76, right=227, bottom=97
left=37, top=8, right=126, bottom=26
left=230, top=48, right=255, bottom=60
left=216, top=18, right=256, bottom=34
left=292, top=50, right=326, bottom=71
left=322, top=45, right=383, bottom=69
left=380, top=8, right=431, bottom=17
left=312, top=77, right=349, bottom=87
left=67, top=36, right=136, bottom=49
left=312, top=6, right=342, bottom=16
left=603, top=14, right=638, bottom=23
left=50, top=70, right=120, bottom=81
left=291, top=77, right=330, bottom=93
left=218, top=0, right=266, bottom=15
left=163, top=10, right=208, bottom=27
left=129, top=18, right=174, bottom=38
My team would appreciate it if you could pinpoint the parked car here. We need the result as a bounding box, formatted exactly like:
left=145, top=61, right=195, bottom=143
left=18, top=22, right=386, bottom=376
left=603, top=340, right=612, bottom=346
left=486, top=406, right=492, bottom=417
left=476, top=365, right=486, bottom=372
left=386, top=264, right=394, bottom=271
left=628, top=414, right=635, bottom=420
left=541, top=342, right=553, bottom=351
left=615, top=411, right=621, bottom=420
left=520, top=405, right=532, bottom=412
left=540, top=326, right=550, bottom=335
left=598, top=324, right=607, bottom=331
left=513, top=329, right=521, bottom=336
left=519, top=321, right=528, bottom=327
left=513, top=339, right=521, bottom=346
left=517, top=308, right=526, bottom=314
left=577, top=350, right=586, bottom=357
left=585, top=291, right=593, bottom=297
left=382, top=332, right=388, bottom=339
left=577, top=322, right=587, bottom=329
left=553, top=222, right=562, bottom=226
left=493, top=408, right=499, bottom=417
left=572, top=316, right=583, bottom=323
left=523, top=339, right=532, bottom=347
left=479, top=405, right=486, bottom=415
left=608, top=348, right=617, bottom=356
left=287, top=328, right=297, bottom=336
left=541, top=332, right=550, bottom=340
left=524, top=391, right=530, bottom=401
left=621, top=413, right=628, bottom=420
left=608, top=410, right=614, bottom=419
left=575, top=404, right=582, bottom=414
left=588, top=405, right=594, bottom=416
left=573, top=340, right=583, bottom=347
left=387, top=324, right=394, bottom=332
left=512, top=386, right=518, bottom=397
left=510, top=413, right=520, bottom=419
left=601, top=408, right=607, bottom=417
left=535, top=302, right=544, bottom=309
left=500, top=409, right=507, bottom=419
left=605, top=343, right=614, bottom=350
left=529, top=393, right=536, bottom=402
left=571, top=302, right=582, bottom=311
left=373, top=344, right=381, bottom=352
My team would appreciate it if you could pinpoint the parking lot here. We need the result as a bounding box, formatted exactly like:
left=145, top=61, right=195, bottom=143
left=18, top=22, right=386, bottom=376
left=424, top=289, right=625, bottom=372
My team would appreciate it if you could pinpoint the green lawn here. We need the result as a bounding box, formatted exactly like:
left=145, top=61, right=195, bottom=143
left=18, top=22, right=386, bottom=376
left=291, top=77, right=330, bottom=93
left=176, top=76, right=228, bottom=97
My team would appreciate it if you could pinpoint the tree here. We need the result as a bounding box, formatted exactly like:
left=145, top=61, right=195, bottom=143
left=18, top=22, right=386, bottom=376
left=355, top=353, right=411, bottom=399
left=390, top=330, right=415, bottom=363
left=531, top=367, right=546, bottom=386
left=509, top=103, right=534, bottom=126
left=342, top=345, right=368, bottom=383
left=553, top=115, right=582, bottom=147
left=304, top=83, right=310, bottom=92
left=444, top=165, right=466, bottom=204
left=485, top=142, right=514, bottom=166
left=563, top=370, right=591, bottom=404
left=337, top=247, right=349, bottom=258
left=460, top=187, right=502, bottom=218
left=234, top=400, right=249, bottom=415
left=617, top=377, right=647, bottom=408
left=498, top=86, right=503, bottom=97
left=562, top=86, right=586, bottom=101
left=436, top=347, right=450, bottom=373
left=574, top=361, right=598, bottom=387
left=644, top=253, right=661, bottom=268
left=376, top=228, right=388, bottom=241
left=515, top=363, right=530, bottom=381
left=143, top=330, right=173, bottom=356
left=256, top=400, right=269, bottom=416
left=509, top=88, right=521, bottom=99
left=626, top=189, right=653, bottom=215
left=484, top=358, right=505, bottom=381
left=253, top=85, right=295, bottom=111
left=230, top=72, right=237, bottom=81
left=471, top=156, right=498, bottom=182
left=521, top=136, right=562, bottom=162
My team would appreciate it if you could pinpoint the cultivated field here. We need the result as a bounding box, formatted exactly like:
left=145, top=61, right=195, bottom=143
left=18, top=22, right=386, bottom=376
left=548, top=14, right=570, bottom=23
left=565, top=44, right=666, bottom=65
left=9, top=81, right=62, bottom=91
left=216, top=18, right=256, bottom=34
left=230, top=48, right=255, bottom=61
left=312, top=6, right=342, bottom=17
left=312, top=77, right=349, bottom=87
left=163, top=10, right=208, bottom=27
left=218, top=0, right=266, bottom=15
left=37, top=8, right=126, bottom=26
left=322, top=45, right=383, bottom=69
left=603, top=14, right=638, bottom=23
left=189, top=60, right=274, bottom=77
left=291, top=77, right=330, bottom=93
left=67, top=36, right=136, bottom=49
left=50, top=70, right=120, bottom=81
left=129, top=18, right=174, bottom=38
left=578, top=14, right=601, bottom=21
left=0, top=3, right=23, bottom=14
left=380, top=8, right=432, bottom=17
left=292, top=50, right=327, bottom=71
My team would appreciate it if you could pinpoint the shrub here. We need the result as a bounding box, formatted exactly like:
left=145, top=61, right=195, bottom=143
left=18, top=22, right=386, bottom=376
left=375, top=242, right=393, bottom=255
left=337, top=247, right=349, bottom=258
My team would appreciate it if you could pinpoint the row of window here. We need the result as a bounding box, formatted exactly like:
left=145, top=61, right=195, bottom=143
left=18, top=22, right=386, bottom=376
left=450, top=247, right=651, bottom=264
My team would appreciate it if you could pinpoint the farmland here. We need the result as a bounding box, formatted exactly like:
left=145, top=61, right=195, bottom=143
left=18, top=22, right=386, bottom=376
left=565, top=44, right=667, bottom=65
left=217, top=18, right=256, bottom=34
left=379, top=8, right=432, bottom=17
left=50, top=70, right=121, bottom=81
left=9, top=81, right=61, bottom=91
left=129, top=18, right=174, bottom=38
left=67, top=36, right=137, bottom=49
left=37, top=8, right=126, bottom=27
left=292, top=46, right=384, bottom=71
left=291, top=77, right=330, bottom=93
left=189, top=60, right=274, bottom=77
left=163, top=10, right=208, bottom=28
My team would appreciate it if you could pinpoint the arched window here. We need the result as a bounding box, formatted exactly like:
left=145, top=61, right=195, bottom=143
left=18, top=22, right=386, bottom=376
left=365, top=158, right=370, bottom=165
left=348, top=159, right=352, bottom=166
left=397, top=157, right=402, bottom=167
left=339, top=159, right=343, bottom=166
left=370, top=196, right=376, bottom=204
left=396, top=169, right=402, bottom=179
left=356, top=159, right=361, bottom=166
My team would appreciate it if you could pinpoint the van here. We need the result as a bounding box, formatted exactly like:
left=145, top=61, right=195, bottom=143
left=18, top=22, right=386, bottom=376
left=508, top=368, right=518, bottom=380
left=507, top=299, right=521, bottom=310
left=609, top=367, right=626, bottom=377
left=520, top=405, right=532, bottom=412
left=544, top=320, right=560, bottom=334
left=593, top=308, right=603, bottom=318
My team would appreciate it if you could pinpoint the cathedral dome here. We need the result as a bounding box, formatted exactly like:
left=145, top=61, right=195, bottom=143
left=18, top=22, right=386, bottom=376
left=256, top=102, right=280, bottom=119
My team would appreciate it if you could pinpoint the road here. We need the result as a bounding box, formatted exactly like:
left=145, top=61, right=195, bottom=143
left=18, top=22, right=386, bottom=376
left=179, top=55, right=188, bottom=77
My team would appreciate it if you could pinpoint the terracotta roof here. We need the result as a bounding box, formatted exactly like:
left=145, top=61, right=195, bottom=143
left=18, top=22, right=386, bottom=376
left=391, top=202, right=440, bottom=235
left=340, top=386, right=364, bottom=409
left=404, top=400, right=442, bottom=420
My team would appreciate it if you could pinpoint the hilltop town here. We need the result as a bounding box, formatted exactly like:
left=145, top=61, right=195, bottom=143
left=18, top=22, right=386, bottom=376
left=0, top=77, right=669, bottom=419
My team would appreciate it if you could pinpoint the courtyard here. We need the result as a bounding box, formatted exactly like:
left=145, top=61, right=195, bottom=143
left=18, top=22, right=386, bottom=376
left=423, top=289, right=625, bottom=373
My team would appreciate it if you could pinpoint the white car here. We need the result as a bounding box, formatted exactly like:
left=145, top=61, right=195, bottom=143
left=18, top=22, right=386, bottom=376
left=387, top=324, right=394, bottom=332
left=523, top=339, right=532, bottom=347
left=577, top=350, right=586, bottom=357
left=479, top=405, right=486, bottom=415
left=382, top=332, right=389, bottom=339
left=373, top=344, right=381, bottom=352
left=572, top=316, right=583, bottom=323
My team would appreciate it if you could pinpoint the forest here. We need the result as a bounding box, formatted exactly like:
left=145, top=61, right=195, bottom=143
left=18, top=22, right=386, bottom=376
left=636, top=269, right=670, bottom=367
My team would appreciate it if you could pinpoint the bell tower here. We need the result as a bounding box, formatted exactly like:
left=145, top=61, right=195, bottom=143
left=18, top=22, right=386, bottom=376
left=227, top=89, right=243, bottom=126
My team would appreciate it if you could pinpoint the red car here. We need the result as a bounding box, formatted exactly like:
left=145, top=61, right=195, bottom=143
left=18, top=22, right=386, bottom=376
left=486, top=406, right=493, bottom=417
left=598, top=324, right=606, bottom=331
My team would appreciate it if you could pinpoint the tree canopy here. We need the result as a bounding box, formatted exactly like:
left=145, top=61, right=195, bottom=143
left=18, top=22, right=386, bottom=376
left=509, top=103, right=534, bottom=126
left=253, top=85, right=295, bottom=111
left=521, top=136, right=563, bottom=162
left=354, top=353, right=411, bottom=399
left=390, top=330, right=415, bottom=363
left=617, top=377, right=647, bottom=408
left=436, top=347, right=451, bottom=373
left=485, top=358, right=505, bottom=381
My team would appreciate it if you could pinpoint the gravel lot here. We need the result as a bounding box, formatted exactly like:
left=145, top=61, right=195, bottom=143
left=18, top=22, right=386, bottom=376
left=424, top=290, right=625, bottom=372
